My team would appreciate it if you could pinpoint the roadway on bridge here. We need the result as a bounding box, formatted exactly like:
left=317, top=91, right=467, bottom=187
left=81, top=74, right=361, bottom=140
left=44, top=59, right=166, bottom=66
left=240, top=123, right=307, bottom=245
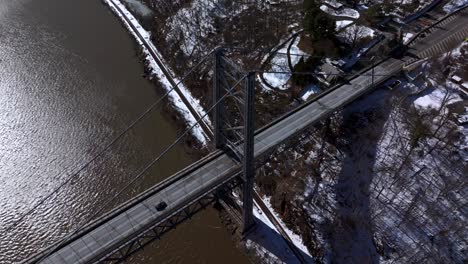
left=30, top=8, right=468, bottom=264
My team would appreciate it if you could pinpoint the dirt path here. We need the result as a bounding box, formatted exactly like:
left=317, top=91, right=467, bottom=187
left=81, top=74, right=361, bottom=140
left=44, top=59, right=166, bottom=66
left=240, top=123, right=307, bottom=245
left=258, top=31, right=303, bottom=92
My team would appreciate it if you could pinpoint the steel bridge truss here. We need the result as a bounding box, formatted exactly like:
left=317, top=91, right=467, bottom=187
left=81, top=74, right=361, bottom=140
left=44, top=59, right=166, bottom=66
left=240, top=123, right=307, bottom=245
left=104, top=49, right=257, bottom=262
left=37, top=51, right=257, bottom=264
left=98, top=175, right=243, bottom=263
left=213, top=48, right=256, bottom=234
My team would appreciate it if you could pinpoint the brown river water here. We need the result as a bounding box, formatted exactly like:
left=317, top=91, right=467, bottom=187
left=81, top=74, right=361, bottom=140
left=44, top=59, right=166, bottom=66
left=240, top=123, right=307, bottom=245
left=0, top=0, right=249, bottom=263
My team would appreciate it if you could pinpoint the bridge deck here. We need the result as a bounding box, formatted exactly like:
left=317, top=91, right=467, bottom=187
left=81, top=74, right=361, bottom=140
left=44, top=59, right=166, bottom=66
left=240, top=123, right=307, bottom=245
left=33, top=58, right=401, bottom=264
left=31, top=8, right=468, bottom=263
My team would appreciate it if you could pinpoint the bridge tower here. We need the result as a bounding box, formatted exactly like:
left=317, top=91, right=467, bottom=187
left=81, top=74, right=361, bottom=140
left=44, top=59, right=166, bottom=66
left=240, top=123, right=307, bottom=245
left=213, top=48, right=256, bottom=234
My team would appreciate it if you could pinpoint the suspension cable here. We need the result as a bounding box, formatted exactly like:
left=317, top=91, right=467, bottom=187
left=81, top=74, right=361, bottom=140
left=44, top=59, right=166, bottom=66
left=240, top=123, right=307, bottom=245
left=34, top=74, right=248, bottom=263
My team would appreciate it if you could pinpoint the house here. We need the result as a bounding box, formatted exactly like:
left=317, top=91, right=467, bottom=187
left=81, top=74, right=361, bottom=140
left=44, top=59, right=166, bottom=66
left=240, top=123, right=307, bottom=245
left=318, top=62, right=343, bottom=85
left=457, top=114, right=468, bottom=125
left=324, top=0, right=343, bottom=9
left=460, top=83, right=468, bottom=98
left=331, top=59, right=347, bottom=69
left=451, top=75, right=462, bottom=83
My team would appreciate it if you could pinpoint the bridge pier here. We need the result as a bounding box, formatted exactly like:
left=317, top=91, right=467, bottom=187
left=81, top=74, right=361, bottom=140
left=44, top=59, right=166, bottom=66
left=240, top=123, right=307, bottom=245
left=241, top=72, right=256, bottom=234
left=213, top=49, right=256, bottom=234
left=213, top=47, right=225, bottom=150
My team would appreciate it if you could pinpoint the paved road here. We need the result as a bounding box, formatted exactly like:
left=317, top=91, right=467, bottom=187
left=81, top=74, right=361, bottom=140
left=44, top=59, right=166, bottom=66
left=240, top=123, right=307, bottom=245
left=28, top=8, right=468, bottom=264
left=406, top=6, right=468, bottom=62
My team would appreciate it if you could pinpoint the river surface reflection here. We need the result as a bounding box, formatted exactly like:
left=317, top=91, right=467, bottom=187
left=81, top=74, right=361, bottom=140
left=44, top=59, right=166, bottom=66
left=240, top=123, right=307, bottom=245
left=0, top=0, right=248, bottom=263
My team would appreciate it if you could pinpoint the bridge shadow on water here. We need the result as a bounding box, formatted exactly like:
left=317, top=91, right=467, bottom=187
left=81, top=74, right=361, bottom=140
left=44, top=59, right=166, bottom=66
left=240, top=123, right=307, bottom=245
left=247, top=216, right=315, bottom=264
left=328, top=89, right=393, bottom=264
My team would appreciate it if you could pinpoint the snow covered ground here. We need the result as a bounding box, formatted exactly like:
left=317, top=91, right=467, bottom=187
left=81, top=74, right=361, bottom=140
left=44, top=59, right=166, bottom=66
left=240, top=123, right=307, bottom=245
left=367, top=44, right=467, bottom=263
left=257, top=39, right=467, bottom=263
left=261, top=196, right=312, bottom=257
left=247, top=211, right=302, bottom=263
left=164, top=0, right=218, bottom=57
left=335, top=20, right=353, bottom=31
left=230, top=190, right=313, bottom=263
left=320, top=5, right=360, bottom=19
left=246, top=198, right=314, bottom=263
left=413, top=82, right=462, bottom=109
left=338, top=24, right=375, bottom=44
left=337, top=24, right=380, bottom=69
left=403, top=32, right=414, bottom=45
left=262, top=36, right=308, bottom=90
left=301, top=84, right=322, bottom=101
left=103, top=0, right=210, bottom=145
left=370, top=82, right=466, bottom=263
left=443, top=0, right=468, bottom=13
left=323, top=0, right=343, bottom=9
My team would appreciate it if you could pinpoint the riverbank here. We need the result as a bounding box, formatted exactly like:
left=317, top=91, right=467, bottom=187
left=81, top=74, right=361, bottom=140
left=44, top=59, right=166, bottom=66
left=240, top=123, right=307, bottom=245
left=100, top=1, right=315, bottom=263
left=102, top=0, right=212, bottom=147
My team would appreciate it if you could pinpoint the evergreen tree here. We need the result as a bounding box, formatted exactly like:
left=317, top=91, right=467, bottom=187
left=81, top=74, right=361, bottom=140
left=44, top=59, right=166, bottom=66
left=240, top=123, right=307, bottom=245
left=303, top=0, right=319, bottom=34
left=314, top=12, right=336, bottom=40
left=303, top=0, right=336, bottom=41
left=292, top=56, right=319, bottom=86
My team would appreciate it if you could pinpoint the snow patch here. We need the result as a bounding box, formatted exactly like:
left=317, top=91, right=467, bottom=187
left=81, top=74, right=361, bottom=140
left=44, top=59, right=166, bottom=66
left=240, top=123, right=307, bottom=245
left=120, top=0, right=153, bottom=17
left=320, top=5, right=360, bottom=19
left=262, top=36, right=308, bottom=90
left=301, top=84, right=322, bottom=101
left=403, top=32, right=414, bottom=45
left=414, top=89, right=448, bottom=109
left=324, top=0, right=343, bottom=9
left=261, top=197, right=312, bottom=257
left=413, top=81, right=462, bottom=109
left=443, top=0, right=468, bottom=13
left=248, top=207, right=303, bottom=263
left=165, top=0, right=217, bottom=57
left=336, top=20, right=353, bottom=31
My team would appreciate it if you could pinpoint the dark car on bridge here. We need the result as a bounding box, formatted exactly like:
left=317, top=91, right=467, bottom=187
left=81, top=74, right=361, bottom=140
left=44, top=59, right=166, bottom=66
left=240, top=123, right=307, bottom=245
left=155, top=201, right=167, bottom=211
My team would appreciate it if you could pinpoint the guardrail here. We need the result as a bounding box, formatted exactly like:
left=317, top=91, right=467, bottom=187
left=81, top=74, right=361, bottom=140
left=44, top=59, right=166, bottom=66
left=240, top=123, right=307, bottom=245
left=26, top=148, right=225, bottom=262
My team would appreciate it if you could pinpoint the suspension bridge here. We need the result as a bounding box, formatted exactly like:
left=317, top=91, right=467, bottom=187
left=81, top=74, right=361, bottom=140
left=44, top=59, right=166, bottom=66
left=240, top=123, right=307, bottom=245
left=21, top=5, right=468, bottom=264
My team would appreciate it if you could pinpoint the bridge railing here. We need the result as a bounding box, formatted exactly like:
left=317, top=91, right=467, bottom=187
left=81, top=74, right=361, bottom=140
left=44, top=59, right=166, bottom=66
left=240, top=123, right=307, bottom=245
left=405, top=4, right=468, bottom=48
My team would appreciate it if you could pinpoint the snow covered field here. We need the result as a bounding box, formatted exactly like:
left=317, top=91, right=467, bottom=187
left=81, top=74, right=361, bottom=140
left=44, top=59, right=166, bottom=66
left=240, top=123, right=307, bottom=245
left=103, top=0, right=210, bottom=144
left=413, top=82, right=462, bottom=109
left=262, top=36, right=308, bottom=90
